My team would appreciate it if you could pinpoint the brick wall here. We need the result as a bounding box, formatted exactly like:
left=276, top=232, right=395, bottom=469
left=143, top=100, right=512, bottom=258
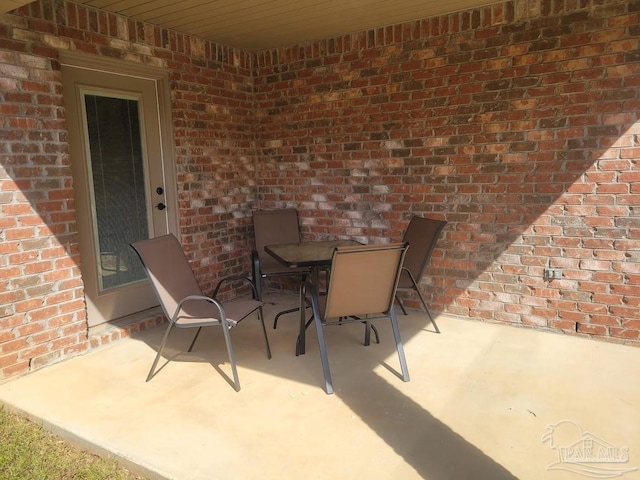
left=0, top=0, right=638, bottom=382
left=0, top=3, right=87, bottom=379
left=253, top=0, right=640, bottom=344
left=0, top=0, right=255, bottom=381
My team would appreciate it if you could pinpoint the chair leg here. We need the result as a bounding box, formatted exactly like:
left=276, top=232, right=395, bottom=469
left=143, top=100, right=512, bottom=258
left=257, top=306, right=272, bottom=359
left=395, top=294, right=408, bottom=315
left=412, top=286, right=441, bottom=334
left=146, top=322, right=175, bottom=382
left=220, top=321, right=240, bottom=392
left=424, top=305, right=441, bottom=334
left=313, top=316, right=334, bottom=395
left=389, top=308, right=410, bottom=382
left=187, top=327, right=203, bottom=352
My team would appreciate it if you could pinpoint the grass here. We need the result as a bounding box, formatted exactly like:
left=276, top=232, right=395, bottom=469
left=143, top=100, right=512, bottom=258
left=0, top=406, right=148, bottom=480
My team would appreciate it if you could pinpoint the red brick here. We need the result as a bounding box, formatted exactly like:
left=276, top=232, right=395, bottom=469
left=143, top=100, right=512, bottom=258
left=0, top=358, right=29, bottom=379
left=577, top=324, right=608, bottom=335
left=549, top=319, right=578, bottom=331
left=0, top=0, right=638, bottom=385
left=610, top=328, right=640, bottom=340
left=0, top=337, right=29, bottom=355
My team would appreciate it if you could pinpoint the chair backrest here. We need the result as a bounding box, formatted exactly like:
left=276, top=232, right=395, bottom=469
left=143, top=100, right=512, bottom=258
left=252, top=209, right=302, bottom=273
left=324, top=243, right=408, bottom=319
left=130, top=234, right=203, bottom=320
left=400, top=216, right=447, bottom=286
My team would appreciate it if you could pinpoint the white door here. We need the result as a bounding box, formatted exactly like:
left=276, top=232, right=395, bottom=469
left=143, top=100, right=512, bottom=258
left=61, top=53, right=178, bottom=327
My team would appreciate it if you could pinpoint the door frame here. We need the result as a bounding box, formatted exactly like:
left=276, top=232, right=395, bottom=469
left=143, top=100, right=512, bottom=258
left=60, top=51, right=179, bottom=326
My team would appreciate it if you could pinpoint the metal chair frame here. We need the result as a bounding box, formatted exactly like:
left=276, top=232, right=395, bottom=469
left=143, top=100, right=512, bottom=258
left=251, top=208, right=311, bottom=328
left=395, top=216, right=447, bottom=333
left=305, top=243, right=410, bottom=394
left=131, top=234, right=271, bottom=391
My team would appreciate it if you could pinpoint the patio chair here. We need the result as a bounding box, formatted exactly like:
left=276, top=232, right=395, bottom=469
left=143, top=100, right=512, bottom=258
left=305, top=243, right=410, bottom=394
left=130, top=234, right=271, bottom=391
left=396, top=216, right=448, bottom=333
left=252, top=208, right=311, bottom=328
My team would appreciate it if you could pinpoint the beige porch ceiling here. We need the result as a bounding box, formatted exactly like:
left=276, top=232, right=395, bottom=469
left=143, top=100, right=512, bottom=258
left=1, top=0, right=501, bottom=51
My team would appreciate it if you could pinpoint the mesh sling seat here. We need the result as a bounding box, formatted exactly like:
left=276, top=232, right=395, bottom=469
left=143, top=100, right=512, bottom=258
left=252, top=208, right=311, bottom=328
left=396, top=216, right=448, bottom=334
left=131, top=234, right=271, bottom=391
left=305, top=243, right=410, bottom=395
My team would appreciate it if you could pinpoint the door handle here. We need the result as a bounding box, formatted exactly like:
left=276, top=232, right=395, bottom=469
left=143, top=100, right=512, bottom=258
left=155, top=202, right=166, bottom=210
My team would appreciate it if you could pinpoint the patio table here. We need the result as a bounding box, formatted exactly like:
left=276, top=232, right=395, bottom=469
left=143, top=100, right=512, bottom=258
left=265, top=239, right=361, bottom=355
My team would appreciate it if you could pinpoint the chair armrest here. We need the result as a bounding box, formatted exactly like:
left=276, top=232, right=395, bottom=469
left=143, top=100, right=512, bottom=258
left=212, top=274, right=260, bottom=301
left=401, top=266, right=419, bottom=286
left=171, top=294, right=225, bottom=323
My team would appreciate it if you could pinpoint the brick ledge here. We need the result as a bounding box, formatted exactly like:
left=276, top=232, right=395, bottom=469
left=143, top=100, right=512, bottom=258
left=88, top=308, right=167, bottom=350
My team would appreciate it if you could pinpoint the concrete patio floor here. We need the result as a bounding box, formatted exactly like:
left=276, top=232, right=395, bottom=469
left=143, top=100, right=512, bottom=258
left=0, top=293, right=639, bottom=480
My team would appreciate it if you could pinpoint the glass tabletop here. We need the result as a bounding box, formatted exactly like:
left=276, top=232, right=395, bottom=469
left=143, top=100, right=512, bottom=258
left=265, top=239, right=361, bottom=267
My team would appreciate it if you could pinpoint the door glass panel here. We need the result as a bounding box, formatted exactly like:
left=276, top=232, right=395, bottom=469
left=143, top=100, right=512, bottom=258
left=84, top=94, right=149, bottom=291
